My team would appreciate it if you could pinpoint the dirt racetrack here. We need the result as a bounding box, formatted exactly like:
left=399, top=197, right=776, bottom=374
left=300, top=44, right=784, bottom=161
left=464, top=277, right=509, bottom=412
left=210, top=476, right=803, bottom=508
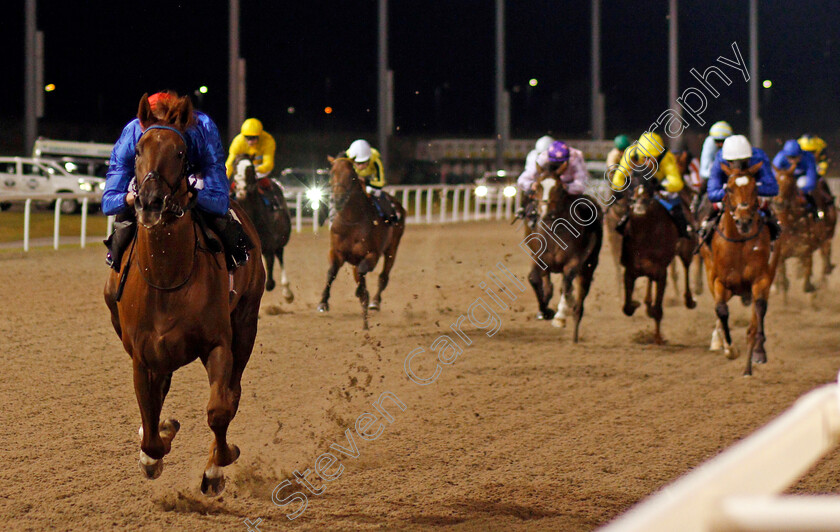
left=1, top=220, right=839, bottom=531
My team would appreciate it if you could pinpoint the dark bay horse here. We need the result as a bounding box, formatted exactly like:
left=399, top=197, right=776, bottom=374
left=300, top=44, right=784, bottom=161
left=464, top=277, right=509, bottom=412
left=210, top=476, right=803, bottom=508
left=317, top=157, right=406, bottom=329
left=700, top=162, right=779, bottom=376
left=526, top=173, right=602, bottom=342
left=231, top=154, right=294, bottom=302
left=103, top=94, right=265, bottom=495
left=620, top=173, right=695, bottom=344
left=772, top=164, right=835, bottom=300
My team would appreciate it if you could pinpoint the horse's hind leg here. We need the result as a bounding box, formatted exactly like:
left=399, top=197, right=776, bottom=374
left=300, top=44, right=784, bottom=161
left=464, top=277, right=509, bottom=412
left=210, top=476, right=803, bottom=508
left=679, top=246, right=697, bottom=309
left=712, top=282, right=738, bottom=360
left=651, top=278, right=666, bottom=345
left=277, top=247, right=294, bottom=303
left=370, top=239, right=400, bottom=311
left=572, top=270, right=594, bottom=343
left=134, top=359, right=180, bottom=480
left=746, top=297, right=768, bottom=376
left=802, top=254, right=816, bottom=293
left=318, top=250, right=343, bottom=313
left=821, top=238, right=834, bottom=277
left=693, top=255, right=704, bottom=295
left=552, top=274, right=574, bottom=329
left=200, top=345, right=242, bottom=496
left=623, top=269, right=640, bottom=316
left=354, top=266, right=370, bottom=330
left=263, top=250, right=276, bottom=292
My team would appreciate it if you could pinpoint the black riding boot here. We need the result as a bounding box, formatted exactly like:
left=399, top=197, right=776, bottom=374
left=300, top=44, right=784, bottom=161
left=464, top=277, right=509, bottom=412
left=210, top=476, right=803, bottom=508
left=669, top=204, right=691, bottom=239
left=104, top=215, right=137, bottom=272
left=207, top=210, right=254, bottom=270
left=375, top=192, right=398, bottom=224
left=760, top=207, right=781, bottom=241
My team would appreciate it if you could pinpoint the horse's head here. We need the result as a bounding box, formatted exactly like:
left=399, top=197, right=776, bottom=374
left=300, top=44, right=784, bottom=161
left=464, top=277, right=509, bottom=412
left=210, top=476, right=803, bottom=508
left=327, top=155, right=362, bottom=211
left=773, top=162, right=799, bottom=201
left=722, top=160, right=763, bottom=235
left=232, top=154, right=257, bottom=201
left=134, top=92, right=194, bottom=228
left=629, top=167, right=660, bottom=217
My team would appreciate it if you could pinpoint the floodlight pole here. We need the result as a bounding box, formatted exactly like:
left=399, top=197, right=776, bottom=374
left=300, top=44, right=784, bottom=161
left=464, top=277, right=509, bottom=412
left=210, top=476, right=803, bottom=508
left=668, top=0, right=681, bottom=149
left=749, top=0, right=762, bottom=147
left=495, top=0, right=509, bottom=171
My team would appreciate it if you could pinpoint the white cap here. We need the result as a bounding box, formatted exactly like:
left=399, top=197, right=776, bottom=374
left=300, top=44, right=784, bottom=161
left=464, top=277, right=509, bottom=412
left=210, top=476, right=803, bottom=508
left=721, top=135, right=752, bottom=161
left=347, top=139, right=372, bottom=162
left=535, top=135, right=555, bottom=153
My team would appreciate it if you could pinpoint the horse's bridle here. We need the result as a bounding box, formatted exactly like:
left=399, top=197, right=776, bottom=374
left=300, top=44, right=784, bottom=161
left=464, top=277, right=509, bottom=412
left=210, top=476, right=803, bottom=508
left=135, top=125, right=197, bottom=223
left=718, top=178, right=763, bottom=242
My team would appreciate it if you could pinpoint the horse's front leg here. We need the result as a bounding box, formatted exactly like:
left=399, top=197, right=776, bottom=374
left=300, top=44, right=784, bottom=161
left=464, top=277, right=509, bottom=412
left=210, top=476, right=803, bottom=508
left=133, top=358, right=180, bottom=480
left=802, top=254, right=816, bottom=293
left=353, top=265, right=370, bottom=330
left=623, top=268, right=640, bottom=316
left=200, top=344, right=240, bottom=496
left=651, top=277, right=666, bottom=344
left=277, top=247, right=294, bottom=303
left=552, top=274, right=574, bottom=329
left=679, top=245, right=697, bottom=309
left=712, top=281, right=737, bottom=360
left=263, top=250, right=276, bottom=292
left=318, top=250, right=343, bottom=313
left=528, top=267, right=553, bottom=320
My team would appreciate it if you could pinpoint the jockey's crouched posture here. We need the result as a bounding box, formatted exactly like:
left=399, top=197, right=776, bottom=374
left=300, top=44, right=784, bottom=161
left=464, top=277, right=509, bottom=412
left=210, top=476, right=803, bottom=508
left=773, top=139, right=827, bottom=219
left=517, top=140, right=588, bottom=225
left=225, top=118, right=283, bottom=211
left=103, top=91, right=253, bottom=272
left=699, top=135, right=780, bottom=245
left=611, top=132, right=692, bottom=238
left=346, top=139, right=398, bottom=224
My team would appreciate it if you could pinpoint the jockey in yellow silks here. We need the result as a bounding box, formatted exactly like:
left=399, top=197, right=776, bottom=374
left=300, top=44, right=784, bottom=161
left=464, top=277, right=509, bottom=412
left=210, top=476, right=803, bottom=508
left=226, top=118, right=282, bottom=210
left=611, top=131, right=691, bottom=238
left=345, top=139, right=397, bottom=223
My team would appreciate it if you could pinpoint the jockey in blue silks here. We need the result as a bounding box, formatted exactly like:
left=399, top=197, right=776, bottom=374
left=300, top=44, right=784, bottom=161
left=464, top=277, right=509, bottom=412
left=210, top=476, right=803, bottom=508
left=103, top=91, right=252, bottom=271
left=772, top=139, right=820, bottom=216
left=698, top=135, right=780, bottom=246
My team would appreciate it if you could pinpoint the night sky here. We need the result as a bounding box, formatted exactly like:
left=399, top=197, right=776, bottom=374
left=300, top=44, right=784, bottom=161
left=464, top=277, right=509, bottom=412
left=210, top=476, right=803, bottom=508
left=3, top=1, right=839, bottom=148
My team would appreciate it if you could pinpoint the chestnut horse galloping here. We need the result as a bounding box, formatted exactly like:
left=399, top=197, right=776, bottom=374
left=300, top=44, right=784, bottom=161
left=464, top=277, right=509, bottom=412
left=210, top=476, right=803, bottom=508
left=772, top=163, right=836, bottom=300
left=231, top=154, right=294, bottom=302
left=318, top=157, right=405, bottom=329
left=525, top=174, right=602, bottom=342
left=700, top=162, right=779, bottom=376
left=103, top=94, right=265, bottom=495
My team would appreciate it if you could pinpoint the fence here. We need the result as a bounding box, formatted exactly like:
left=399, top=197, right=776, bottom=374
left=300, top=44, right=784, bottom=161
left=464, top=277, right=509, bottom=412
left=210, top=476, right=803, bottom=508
left=2, top=185, right=521, bottom=251
left=600, top=373, right=840, bottom=532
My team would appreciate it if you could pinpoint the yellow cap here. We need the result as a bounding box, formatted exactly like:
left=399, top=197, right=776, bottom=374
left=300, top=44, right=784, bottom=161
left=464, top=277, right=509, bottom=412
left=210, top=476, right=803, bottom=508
left=636, top=132, right=666, bottom=158
left=241, top=118, right=263, bottom=136
left=798, top=135, right=826, bottom=154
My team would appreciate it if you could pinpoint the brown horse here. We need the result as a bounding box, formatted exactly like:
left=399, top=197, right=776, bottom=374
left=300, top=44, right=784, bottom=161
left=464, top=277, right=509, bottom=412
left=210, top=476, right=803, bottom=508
left=103, top=94, right=265, bottom=495
left=620, top=173, right=695, bottom=344
left=317, top=157, right=405, bottom=329
left=525, top=173, right=602, bottom=342
left=231, top=154, right=294, bottom=302
left=772, top=164, right=835, bottom=299
left=700, top=162, right=779, bottom=376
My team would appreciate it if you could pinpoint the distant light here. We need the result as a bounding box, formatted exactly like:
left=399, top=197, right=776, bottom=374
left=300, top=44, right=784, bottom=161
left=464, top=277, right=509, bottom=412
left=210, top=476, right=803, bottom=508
left=475, top=185, right=488, bottom=198
left=44, top=83, right=55, bottom=92
left=762, top=79, right=772, bottom=89
left=503, top=185, right=517, bottom=198
left=199, top=86, right=208, bottom=94
left=287, top=106, right=296, bottom=114
left=324, top=106, right=333, bottom=114
left=529, top=78, right=538, bottom=87
left=496, top=170, right=507, bottom=177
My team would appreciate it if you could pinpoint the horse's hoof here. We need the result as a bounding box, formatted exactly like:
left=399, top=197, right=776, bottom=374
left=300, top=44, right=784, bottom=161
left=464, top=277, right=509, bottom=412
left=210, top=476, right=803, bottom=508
left=685, top=298, right=697, bottom=309
left=265, top=279, right=276, bottom=292
left=200, top=470, right=226, bottom=497
left=804, top=281, right=816, bottom=293
left=317, top=302, right=329, bottom=313
left=368, top=301, right=380, bottom=311
left=725, top=346, right=740, bottom=360
left=623, top=301, right=639, bottom=316
left=752, top=350, right=767, bottom=364
left=139, top=451, right=163, bottom=480
left=654, top=335, right=665, bottom=345
left=551, top=316, right=566, bottom=328
left=537, top=309, right=555, bottom=320
left=283, top=288, right=294, bottom=303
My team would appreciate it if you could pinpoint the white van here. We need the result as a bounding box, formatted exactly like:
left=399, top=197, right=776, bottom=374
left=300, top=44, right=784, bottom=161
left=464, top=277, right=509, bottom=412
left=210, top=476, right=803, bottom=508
left=0, top=156, right=105, bottom=213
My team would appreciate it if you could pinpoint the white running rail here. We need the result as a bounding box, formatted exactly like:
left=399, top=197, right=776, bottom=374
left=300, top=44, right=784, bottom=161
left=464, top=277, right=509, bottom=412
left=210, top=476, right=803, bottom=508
left=600, top=372, right=840, bottom=532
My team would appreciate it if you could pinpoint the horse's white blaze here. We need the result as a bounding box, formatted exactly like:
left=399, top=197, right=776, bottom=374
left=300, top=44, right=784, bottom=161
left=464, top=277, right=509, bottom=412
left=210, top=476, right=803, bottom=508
left=233, top=159, right=253, bottom=200
left=541, top=178, right=556, bottom=203
left=204, top=464, right=223, bottom=479
left=735, top=176, right=750, bottom=187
